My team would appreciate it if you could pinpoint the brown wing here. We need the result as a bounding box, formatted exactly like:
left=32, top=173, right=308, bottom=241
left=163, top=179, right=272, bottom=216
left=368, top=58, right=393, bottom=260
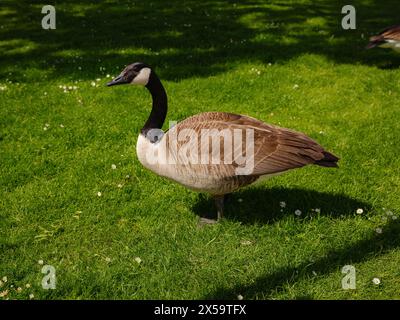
left=368, top=25, right=400, bottom=48
left=166, top=112, right=338, bottom=177
left=379, top=25, right=400, bottom=41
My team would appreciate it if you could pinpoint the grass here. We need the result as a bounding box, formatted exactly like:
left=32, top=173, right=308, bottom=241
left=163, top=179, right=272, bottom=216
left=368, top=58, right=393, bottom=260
left=1, top=0, right=400, bottom=299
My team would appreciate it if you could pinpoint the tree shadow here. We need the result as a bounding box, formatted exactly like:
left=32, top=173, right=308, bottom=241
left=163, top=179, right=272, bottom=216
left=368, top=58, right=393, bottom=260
left=1, top=0, right=399, bottom=83
left=202, top=219, right=400, bottom=299
left=193, top=186, right=371, bottom=224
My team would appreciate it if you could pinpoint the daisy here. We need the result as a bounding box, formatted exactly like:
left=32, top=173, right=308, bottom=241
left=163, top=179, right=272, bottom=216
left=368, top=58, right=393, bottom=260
left=134, top=257, right=142, bottom=264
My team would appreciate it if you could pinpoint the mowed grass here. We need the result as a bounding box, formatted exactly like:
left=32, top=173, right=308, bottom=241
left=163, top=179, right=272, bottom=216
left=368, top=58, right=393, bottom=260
left=1, top=0, right=400, bottom=299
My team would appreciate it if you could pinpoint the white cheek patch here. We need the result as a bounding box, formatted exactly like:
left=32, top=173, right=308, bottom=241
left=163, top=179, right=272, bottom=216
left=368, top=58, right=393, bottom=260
left=131, top=67, right=151, bottom=86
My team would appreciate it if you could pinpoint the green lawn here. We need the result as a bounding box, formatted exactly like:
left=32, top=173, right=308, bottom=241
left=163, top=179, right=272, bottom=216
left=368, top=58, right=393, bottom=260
left=1, top=0, right=400, bottom=299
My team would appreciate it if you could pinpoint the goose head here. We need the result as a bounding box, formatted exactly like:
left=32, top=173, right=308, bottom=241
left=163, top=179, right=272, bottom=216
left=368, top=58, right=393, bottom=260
left=107, top=62, right=152, bottom=87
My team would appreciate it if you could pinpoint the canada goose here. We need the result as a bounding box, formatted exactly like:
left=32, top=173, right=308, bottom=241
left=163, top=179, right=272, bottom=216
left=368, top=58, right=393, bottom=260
left=107, top=62, right=339, bottom=223
left=366, top=25, right=400, bottom=52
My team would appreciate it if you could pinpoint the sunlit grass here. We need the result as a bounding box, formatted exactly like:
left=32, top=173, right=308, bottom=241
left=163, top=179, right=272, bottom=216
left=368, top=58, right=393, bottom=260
left=1, top=0, right=400, bottom=300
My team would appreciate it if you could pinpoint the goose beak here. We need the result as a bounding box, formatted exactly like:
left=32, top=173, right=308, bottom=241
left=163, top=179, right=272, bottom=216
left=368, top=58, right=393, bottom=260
left=107, top=75, right=128, bottom=87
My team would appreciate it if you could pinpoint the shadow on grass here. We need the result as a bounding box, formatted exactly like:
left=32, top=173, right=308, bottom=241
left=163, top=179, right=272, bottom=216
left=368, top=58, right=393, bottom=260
left=202, top=219, right=400, bottom=299
left=1, top=0, right=399, bottom=82
left=193, top=187, right=371, bottom=224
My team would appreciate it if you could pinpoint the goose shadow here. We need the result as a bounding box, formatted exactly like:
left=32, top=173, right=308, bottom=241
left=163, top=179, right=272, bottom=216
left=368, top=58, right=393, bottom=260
left=192, top=187, right=371, bottom=224
left=202, top=219, right=400, bottom=299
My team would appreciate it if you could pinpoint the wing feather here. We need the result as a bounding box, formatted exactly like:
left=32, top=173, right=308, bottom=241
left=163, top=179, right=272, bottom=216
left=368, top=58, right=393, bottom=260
left=164, top=112, right=337, bottom=178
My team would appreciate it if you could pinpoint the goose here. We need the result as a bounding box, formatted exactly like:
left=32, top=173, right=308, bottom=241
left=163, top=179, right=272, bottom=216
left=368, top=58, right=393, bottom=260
left=366, top=25, right=400, bottom=52
left=107, top=62, right=339, bottom=223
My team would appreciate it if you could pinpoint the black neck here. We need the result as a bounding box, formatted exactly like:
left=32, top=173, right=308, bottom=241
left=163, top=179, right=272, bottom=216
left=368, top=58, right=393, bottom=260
left=141, top=71, right=168, bottom=138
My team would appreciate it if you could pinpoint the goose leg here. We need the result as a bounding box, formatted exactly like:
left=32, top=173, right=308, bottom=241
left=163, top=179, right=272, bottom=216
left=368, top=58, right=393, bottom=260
left=198, top=194, right=225, bottom=226
left=214, top=195, right=225, bottom=220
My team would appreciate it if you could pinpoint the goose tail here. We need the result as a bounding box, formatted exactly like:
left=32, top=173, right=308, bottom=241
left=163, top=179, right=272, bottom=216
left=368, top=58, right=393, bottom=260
left=315, top=151, right=339, bottom=168
left=366, top=36, right=385, bottom=49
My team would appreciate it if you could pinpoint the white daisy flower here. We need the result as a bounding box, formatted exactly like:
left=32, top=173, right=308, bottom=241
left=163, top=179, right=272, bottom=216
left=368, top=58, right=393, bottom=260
left=29, top=293, right=34, bottom=299
left=97, top=192, right=102, bottom=197
left=111, top=164, right=117, bottom=170
left=295, top=209, right=302, bottom=216
left=38, top=260, right=44, bottom=265
left=356, top=208, right=363, bottom=214
left=372, top=278, right=381, bottom=285
left=134, top=257, right=142, bottom=264
left=375, top=228, right=383, bottom=234
left=279, top=201, right=286, bottom=208
left=237, top=294, right=243, bottom=300
left=0, top=290, right=9, bottom=298
left=315, top=208, right=321, bottom=213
